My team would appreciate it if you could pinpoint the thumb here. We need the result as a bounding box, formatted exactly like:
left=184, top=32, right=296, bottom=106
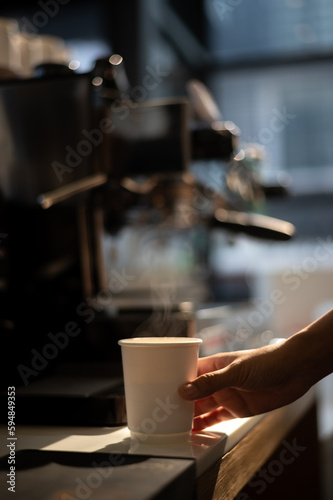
left=179, top=365, right=238, bottom=400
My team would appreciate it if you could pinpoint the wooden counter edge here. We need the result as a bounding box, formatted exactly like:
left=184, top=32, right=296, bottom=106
left=197, top=388, right=317, bottom=500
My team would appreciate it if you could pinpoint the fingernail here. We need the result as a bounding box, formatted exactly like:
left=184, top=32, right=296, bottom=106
left=182, top=383, right=198, bottom=398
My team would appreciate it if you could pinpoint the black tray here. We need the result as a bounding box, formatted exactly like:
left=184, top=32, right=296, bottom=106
left=0, top=449, right=196, bottom=500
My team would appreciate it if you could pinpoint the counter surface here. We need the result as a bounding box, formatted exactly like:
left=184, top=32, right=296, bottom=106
left=0, top=388, right=316, bottom=500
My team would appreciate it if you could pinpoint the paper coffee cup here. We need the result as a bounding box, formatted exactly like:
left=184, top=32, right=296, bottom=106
left=118, top=336, right=202, bottom=445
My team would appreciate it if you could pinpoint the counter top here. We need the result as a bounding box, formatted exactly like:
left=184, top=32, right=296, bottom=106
left=0, top=388, right=317, bottom=500
left=1, top=413, right=264, bottom=477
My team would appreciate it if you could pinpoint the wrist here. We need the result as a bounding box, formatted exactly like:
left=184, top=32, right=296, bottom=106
left=286, top=319, right=333, bottom=387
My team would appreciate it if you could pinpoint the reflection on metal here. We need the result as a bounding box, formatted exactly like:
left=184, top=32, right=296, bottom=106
left=37, top=173, right=107, bottom=209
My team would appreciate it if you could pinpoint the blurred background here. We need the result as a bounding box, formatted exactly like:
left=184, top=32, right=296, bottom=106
left=1, top=0, right=332, bottom=323
left=1, top=0, right=333, bottom=496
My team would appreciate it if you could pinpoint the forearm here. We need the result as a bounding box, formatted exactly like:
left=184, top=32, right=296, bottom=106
left=284, top=307, right=333, bottom=388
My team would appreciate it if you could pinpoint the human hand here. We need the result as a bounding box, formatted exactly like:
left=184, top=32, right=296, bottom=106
left=179, top=339, right=313, bottom=431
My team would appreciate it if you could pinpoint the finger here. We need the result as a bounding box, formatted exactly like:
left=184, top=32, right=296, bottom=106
left=196, top=356, right=220, bottom=376
left=193, top=388, right=244, bottom=417
left=197, top=352, right=240, bottom=376
left=194, top=396, right=218, bottom=417
left=180, top=364, right=238, bottom=400
left=192, top=407, right=236, bottom=431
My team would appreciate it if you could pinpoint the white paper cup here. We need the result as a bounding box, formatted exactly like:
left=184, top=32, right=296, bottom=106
left=118, top=336, right=202, bottom=445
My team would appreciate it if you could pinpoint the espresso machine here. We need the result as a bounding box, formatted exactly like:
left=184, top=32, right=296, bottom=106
left=0, top=56, right=294, bottom=425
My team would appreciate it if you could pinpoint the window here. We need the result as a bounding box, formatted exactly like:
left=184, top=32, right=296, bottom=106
left=205, top=0, right=333, bottom=61
left=204, top=0, right=333, bottom=194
